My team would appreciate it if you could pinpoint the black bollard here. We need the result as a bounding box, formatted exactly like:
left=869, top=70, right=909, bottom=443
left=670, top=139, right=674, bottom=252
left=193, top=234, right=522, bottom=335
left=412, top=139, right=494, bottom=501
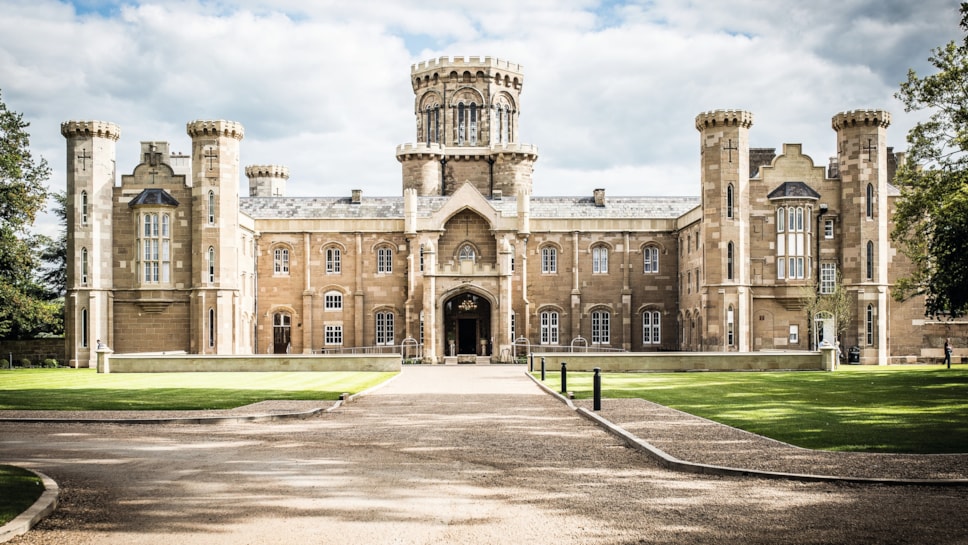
left=593, top=367, right=601, bottom=411
left=561, top=361, right=567, bottom=394
left=530, top=353, right=534, bottom=372
left=541, top=357, right=546, bottom=381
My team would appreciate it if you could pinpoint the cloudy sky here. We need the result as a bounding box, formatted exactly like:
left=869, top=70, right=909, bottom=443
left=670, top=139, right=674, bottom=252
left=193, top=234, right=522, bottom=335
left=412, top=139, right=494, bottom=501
left=1, top=0, right=963, bottom=234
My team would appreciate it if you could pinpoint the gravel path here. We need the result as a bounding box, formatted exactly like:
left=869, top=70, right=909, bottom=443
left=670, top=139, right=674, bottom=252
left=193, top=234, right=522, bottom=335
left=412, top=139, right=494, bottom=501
left=2, top=365, right=967, bottom=544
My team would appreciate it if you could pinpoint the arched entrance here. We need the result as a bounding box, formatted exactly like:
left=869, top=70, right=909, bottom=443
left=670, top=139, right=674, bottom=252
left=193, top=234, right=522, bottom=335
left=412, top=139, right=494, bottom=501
left=444, top=292, right=491, bottom=357
left=272, top=312, right=291, bottom=354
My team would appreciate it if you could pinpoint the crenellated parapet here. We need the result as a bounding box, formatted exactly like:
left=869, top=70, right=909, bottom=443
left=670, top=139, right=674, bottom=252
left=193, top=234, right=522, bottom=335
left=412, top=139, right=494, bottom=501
left=412, top=56, right=523, bottom=76
left=186, top=120, right=245, bottom=140
left=61, top=120, right=121, bottom=141
left=695, top=110, right=754, bottom=131
left=245, top=165, right=289, bottom=179
left=396, top=143, right=446, bottom=162
left=831, top=109, right=891, bottom=131
left=412, top=56, right=524, bottom=91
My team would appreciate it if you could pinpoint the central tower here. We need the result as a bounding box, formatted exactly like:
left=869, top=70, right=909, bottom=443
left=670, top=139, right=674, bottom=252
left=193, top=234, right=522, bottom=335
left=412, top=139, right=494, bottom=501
left=396, top=56, right=538, bottom=198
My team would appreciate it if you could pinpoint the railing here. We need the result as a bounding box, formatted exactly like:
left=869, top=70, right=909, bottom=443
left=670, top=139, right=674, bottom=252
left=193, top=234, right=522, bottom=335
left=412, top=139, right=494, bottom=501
left=312, top=337, right=423, bottom=361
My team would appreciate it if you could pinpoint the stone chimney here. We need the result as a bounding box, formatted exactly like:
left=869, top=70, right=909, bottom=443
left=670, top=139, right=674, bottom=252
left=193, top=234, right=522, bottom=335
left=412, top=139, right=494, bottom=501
left=351, top=189, right=362, bottom=204
left=593, top=188, right=606, bottom=207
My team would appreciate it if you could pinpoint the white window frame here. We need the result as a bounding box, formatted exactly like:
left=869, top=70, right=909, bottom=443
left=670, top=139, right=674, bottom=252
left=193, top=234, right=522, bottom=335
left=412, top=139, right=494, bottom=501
left=325, top=324, right=343, bottom=346
left=820, top=263, right=836, bottom=294
left=824, top=219, right=834, bottom=239
left=592, top=245, right=608, bottom=274
left=376, top=311, right=394, bottom=345
left=540, top=310, right=559, bottom=345
left=378, top=247, right=393, bottom=274
left=541, top=246, right=557, bottom=274
left=324, top=291, right=343, bottom=311
left=643, top=247, right=659, bottom=274
left=325, top=247, right=341, bottom=274
left=643, top=310, right=661, bottom=345
left=591, top=310, right=610, bottom=345
left=274, top=247, right=290, bottom=275
left=789, top=324, right=799, bottom=344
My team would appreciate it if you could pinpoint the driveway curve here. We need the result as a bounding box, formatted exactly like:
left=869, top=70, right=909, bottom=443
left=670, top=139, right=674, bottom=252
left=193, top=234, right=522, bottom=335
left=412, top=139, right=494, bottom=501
left=2, top=365, right=967, bottom=544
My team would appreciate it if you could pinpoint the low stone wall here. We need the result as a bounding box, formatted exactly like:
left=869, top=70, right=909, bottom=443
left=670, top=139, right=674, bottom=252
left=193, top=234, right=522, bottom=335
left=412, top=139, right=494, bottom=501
left=0, top=338, right=66, bottom=367
left=103, top=353, right=401, bottom=373
left=532, top=351, right=823, bottom=372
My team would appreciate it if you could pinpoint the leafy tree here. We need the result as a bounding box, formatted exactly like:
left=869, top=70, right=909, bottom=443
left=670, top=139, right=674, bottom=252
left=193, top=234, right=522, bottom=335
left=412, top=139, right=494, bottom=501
left=891, top=3, right=968, bottom=317
left=38, top=191, right=67, bottom=297
left=0, top=89, right=54, bottom=338
left=801, top=272, right=852, bottom=350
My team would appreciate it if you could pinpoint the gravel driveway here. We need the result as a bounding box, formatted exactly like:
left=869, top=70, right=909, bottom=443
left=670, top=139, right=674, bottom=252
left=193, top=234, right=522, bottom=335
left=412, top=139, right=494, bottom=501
left=2, top=365, right=967, bottom=544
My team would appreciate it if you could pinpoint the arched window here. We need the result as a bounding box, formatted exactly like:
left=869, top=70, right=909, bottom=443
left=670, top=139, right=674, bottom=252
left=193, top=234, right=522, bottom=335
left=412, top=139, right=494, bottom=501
left=457, top=103, right=465, bottom=145
left=376, top=311, right=394, bottom=345
left=378, top=246, right=393, bottom=273
left=469, top=103, right=478, bottom=145
left=207, top=247, right=215, bottom=283
left=81, top=247, right=89, bottom=285
left=458, top=244, right=476, bottom=262
left=540, top=310, right=559, bottom=345
left=726, top=184, right=734, bottom=219
left=208, top=190, right=216, bottom=225
left=591, top=310, right=610, bottom=345
left=592, top=245, right=608, bottom=274
left=80, top=191, right=89, bottom=225
left=541, top=246, right=557, bottom=273
left=727, top=241, right=734, bottom=280
left=274, top=247, right=289, bottom=275
left=866, top=304, right=874, bottom=345
left=424, top=105, right=440, bottom=144
left=866, top=184, right=874, bottom=218
left=324, top=291, right=343, bottom=311
left=80, top=307, right=89, bottom=348
left=208, top=307, right=216, bottom=348
left=866, top=240, right=874, bottom=280
left=643, top=310, right=661, bottom=345
left=727, top=305, right=735, bottom=347
left=643, top=246, right=659, bottom=274
left=325, top=247, right=341, bottom=274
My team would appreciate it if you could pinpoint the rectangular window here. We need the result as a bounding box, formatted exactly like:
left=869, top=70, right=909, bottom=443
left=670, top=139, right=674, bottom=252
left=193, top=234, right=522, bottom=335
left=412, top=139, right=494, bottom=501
left=820, top=263, right=836, bottom=294
left=540, top=311, right=559, bottom=345
left=325, top=324, right=343, bottom=346
left=592, top=311, right=610, bottom=345
left=378, top=248, right=392, bottom=274
left=324, top=293, right=343, bottom=310
left=376, top=312, right=394, bottom=345
left=789, top=324, right=799, bottom=344
left=326, top=248, right=341, bottom=274
left=824, top=219, right=834, bottom=239
left=643, top=311, right=661, bottom=345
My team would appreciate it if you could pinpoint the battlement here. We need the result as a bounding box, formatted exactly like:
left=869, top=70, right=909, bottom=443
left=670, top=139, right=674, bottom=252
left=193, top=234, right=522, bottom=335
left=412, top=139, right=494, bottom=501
left=60, top=120, right=121, bottom=141
left=412, top=56, right=524, bottom=76
left=831, top=109, right=891, bottom=131
left=396, top=143, right=446, bottom=160
left=186, top=120, right=245, bottom=140
left=245, top=165, right=290, bottom=179
left=695, top=110, right=754, bottom=131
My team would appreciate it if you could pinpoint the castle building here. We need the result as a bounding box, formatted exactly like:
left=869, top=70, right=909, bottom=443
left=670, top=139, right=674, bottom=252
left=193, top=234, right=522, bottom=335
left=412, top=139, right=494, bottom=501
left=62, top=56, right=957, bottom=367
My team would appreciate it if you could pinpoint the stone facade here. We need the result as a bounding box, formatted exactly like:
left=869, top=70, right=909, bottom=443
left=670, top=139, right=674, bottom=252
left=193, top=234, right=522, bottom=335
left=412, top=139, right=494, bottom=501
left=62, top=56, right=967, bottom=367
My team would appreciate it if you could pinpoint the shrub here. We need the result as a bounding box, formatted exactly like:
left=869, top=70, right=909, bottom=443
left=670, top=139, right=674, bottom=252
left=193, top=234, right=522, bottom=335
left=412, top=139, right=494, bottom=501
left=43, top=358, right=59, bottom=368
left=18, top=358, right=31, bottom=368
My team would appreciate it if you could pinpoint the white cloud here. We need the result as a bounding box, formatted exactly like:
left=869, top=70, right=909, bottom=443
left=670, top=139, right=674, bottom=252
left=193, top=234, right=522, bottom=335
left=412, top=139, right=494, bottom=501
left=1, top=0, right=962, bottom=236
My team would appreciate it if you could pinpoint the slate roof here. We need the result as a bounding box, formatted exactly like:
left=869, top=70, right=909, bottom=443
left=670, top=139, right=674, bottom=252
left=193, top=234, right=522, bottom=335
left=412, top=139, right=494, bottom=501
left=128, top=188, right=180, bottom=207
left=239, top=195, right=700, bottom=220
left=767, top=181, right=821, bottom=200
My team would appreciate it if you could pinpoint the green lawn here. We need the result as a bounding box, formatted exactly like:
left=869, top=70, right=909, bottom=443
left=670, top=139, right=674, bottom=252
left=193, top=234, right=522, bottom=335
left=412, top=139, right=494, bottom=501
left=0, top=465, right=43, bottom=526
left=539, top=365, right=968, bottom=454
left=0, top=368, right=396, bottom=411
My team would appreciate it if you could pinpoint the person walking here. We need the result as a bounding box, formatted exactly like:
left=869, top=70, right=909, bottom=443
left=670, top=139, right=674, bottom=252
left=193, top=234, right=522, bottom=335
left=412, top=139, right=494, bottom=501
left=944, top=338, right=953, bottom=369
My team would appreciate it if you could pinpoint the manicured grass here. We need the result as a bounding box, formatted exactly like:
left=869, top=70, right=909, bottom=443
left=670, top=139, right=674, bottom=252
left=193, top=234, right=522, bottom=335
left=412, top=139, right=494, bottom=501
left=0, top=368, right=396, bottom=411
left=539, top=365, right=968, bottom=454
left=0, top=465, right=43, bottom=526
